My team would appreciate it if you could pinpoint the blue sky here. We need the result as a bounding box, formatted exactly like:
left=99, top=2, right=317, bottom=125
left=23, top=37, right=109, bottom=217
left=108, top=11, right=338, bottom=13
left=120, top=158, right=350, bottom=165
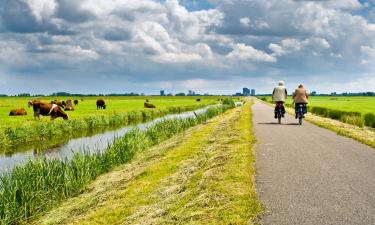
left=0, top=0, right=375, bottom=95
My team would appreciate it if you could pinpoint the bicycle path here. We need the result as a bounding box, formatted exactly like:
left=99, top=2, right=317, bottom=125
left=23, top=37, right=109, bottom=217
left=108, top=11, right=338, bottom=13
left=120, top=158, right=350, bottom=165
left=253, top=100, right=375, bottom=225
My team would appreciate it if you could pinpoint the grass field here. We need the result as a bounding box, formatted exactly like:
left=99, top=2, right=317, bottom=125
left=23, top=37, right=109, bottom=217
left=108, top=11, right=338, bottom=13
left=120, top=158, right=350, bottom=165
left=0, top=104, right=234, bottom=224
left=0, top=96, right=220, bottom=130
left=35, top=101, right=261, bottom=225
left=261, top=96, right=375, bottom=114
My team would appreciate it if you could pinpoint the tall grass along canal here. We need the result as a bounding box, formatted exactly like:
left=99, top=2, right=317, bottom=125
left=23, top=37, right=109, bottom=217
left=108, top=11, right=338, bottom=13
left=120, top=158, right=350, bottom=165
left=0, top=103, right=234, bottom=224
left=0, top=105, right=219, bottom=173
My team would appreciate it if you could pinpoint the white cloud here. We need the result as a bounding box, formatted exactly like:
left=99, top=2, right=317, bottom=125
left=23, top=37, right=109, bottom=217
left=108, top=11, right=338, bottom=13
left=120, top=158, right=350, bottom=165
left=227, top=43, right=276, bottom=62
left=240, top=17, right=251, bottom=27
left=26, top=0, right=58, bottom=22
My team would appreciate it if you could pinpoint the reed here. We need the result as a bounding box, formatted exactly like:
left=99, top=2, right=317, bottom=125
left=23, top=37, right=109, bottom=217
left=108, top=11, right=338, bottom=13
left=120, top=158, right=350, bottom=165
left=1, top=104, right=210, bottom=148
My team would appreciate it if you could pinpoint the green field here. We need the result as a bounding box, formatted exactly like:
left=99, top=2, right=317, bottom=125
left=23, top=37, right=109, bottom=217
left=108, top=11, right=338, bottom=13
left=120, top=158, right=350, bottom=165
left=0, top=96, right=221, bottom=130
left=262, top=96, right=375, bottom=114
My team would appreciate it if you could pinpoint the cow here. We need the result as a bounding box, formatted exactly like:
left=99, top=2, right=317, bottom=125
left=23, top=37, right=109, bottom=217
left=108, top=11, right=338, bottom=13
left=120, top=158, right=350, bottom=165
left=9, top=108, right=27, bottom=116
left=96, top=99, right=106, bottom=109
left=51, top=100, right=65, bottom=109
left=64, top=99, right=74, bottom=111
left=28, top=100, right=68, bottom=120
left=74, top=99, right=79, bottom=106
left=145, top=99, right=149, bottom=102
left=196, top=98, right=201, bottom=102
left=144, top=102, right=156, bottom=108
left=65, top=105, right=74, bottom=111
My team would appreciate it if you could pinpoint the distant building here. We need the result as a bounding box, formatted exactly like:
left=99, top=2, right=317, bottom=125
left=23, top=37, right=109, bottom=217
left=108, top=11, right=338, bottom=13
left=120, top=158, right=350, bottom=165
left=251, top=89, right=255, bottom=96
left=243, top=88, right=250, bottom=96
left=235, top=92, right=243, bottom=96
left=188, top=90, right=196, bottom=96
left=160, top=90, right=165, bottom=96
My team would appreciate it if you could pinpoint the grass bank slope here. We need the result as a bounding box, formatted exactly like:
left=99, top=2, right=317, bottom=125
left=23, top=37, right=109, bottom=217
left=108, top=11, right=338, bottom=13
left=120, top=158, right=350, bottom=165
left=36, top=102, right=262, bottom=225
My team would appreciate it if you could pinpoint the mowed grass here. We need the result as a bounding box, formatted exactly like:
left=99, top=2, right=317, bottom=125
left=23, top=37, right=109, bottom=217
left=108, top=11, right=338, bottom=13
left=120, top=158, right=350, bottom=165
left=36, top=101, right=262, bottom=225
left=262, top=96, right=375, bottom=114
left=0, top=96, right=220, bottom=130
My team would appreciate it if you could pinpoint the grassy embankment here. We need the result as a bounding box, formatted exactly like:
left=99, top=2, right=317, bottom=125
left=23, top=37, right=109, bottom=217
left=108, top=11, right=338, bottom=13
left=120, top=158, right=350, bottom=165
left=0, top=103, right=234, bottom=224
left=258, top=96, right=375, bottom=148
left=0, top=96, right=220, bottom=148
left=35, top=101, right=262, bottom=224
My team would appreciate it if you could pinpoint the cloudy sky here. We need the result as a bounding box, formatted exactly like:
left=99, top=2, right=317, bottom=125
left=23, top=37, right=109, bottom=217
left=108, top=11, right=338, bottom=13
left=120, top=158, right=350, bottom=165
left=0, top=0, right=375, bottom=95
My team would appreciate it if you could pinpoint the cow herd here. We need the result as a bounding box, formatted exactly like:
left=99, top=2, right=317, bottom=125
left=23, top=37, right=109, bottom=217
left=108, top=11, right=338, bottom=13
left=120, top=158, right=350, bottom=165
left=7, top=98, right=161, bottom=120
left=7, top=98, right=212, bottom=120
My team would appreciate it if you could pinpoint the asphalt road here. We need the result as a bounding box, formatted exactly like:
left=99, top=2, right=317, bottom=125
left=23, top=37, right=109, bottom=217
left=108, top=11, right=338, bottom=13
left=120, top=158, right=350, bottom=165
left=253, top=100, right=375, bottom=225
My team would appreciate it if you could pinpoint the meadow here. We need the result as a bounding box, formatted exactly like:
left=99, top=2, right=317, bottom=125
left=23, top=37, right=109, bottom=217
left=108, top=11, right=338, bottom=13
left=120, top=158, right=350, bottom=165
left=0, top=103, right=234, bottom=224
left=0, top=96, right=220, bottom=129
left=260, top=96, right=375, bottom=127
left=0, top=96, right=221, bottom=147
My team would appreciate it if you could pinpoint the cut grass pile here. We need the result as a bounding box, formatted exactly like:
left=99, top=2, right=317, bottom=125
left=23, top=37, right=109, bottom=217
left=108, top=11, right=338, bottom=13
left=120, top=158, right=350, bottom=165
left=35, top=101, right=262, bottom=224
left=0, top=104, right=233, bottom=224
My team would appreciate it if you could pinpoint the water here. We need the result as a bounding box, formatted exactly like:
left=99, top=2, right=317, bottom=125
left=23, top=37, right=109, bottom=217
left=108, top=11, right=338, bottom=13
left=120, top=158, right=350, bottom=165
left=0, top=106, right=216, bottom=173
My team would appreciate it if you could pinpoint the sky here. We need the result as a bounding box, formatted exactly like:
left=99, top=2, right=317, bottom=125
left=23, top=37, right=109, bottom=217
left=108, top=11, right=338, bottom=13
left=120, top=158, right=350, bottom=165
left=0, top=0, right=375, bottom=95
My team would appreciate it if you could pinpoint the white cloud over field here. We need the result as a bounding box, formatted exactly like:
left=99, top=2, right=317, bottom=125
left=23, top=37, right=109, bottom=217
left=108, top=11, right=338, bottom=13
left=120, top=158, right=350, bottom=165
left=0, top=0, right=374, bottom=94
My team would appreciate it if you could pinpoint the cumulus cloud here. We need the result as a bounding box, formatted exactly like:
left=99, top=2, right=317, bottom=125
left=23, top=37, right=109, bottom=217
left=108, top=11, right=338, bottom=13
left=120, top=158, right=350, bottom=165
left=0, top=0, right=374, bottom=94
left=227, top=43, right=276, bottom=62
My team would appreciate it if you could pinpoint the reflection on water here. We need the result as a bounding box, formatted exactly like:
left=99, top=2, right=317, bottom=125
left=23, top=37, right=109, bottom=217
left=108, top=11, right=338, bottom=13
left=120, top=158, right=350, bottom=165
left=0, top=106, right=216, bottom=173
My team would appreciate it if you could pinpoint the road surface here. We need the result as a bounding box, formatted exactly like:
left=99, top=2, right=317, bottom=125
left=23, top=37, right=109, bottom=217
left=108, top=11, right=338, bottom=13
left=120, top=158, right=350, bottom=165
left=253, top=100, right=375, bottom=225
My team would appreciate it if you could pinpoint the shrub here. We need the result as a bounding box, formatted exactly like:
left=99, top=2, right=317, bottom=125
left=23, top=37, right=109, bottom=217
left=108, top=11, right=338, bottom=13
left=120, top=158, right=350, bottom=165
left=364, top=113, right=375, bottom=128
left=222, top=98, right=235, bottom=107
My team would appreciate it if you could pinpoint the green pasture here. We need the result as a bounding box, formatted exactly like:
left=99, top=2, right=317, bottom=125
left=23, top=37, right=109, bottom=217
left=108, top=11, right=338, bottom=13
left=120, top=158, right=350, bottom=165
left=0, top=96, right=220, bottom=130
left=262, top=96, right=375, bottom=114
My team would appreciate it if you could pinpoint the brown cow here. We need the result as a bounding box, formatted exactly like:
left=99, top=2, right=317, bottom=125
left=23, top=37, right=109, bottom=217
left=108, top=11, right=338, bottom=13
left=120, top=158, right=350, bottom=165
left=65, top=105, right=74, bottom=111
left=51, top=100, right=65, bottom=109
left=144, top=102, right=156, bottom=108
left=96, top=99, right=106, bottom=109
left=74, top=99, right=79, bottom=106
left=28, top=100, right=68, bottom=120
left=9, top=108, right=27, bottom=116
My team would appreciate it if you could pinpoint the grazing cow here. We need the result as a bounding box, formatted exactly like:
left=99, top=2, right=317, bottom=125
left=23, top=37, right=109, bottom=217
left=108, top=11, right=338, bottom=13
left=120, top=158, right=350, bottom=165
left=196, top=98, right=201, bottom=102
left=145, top=99, right=149, bottom=102
left=81, top=98, right=84, bottom=102
left=74, top=99, right=79, bottom=106
left=144, top=102, right=156, bottom=108
left=96, top=99, right=106, bottom=109
left=65, top=105, right=74, bottom=111
left=51, top=100, right=65, bottom=109
left=28, top=100, right=68, bottom=120
left=9, top=108, right=27, bottom=116
left=66, top=99, right=72, bottom=106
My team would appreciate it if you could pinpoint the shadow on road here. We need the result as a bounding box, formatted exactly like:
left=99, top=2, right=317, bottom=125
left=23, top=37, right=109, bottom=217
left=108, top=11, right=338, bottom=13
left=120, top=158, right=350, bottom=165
left=257, top=122, right=300, bottom=126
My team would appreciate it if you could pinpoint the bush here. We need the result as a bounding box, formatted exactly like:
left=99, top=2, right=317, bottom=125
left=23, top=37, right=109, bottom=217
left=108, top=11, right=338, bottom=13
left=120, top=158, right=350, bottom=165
left=222, top=98, right=235, bottom=107
left=364, top=113, right=375, bottom=128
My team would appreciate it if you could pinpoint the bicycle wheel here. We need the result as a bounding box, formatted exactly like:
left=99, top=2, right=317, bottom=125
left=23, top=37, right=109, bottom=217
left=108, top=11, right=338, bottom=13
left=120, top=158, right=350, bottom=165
left=299, top=115, right=303, bottom=125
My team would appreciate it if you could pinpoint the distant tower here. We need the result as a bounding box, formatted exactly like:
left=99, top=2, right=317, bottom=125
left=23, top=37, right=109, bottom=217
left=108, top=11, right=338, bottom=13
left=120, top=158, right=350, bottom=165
left=251, top=89, right=255, bottom=96
left=160, top=90, right=165, bottom=96
left=243, top=88, right=250, bottom=96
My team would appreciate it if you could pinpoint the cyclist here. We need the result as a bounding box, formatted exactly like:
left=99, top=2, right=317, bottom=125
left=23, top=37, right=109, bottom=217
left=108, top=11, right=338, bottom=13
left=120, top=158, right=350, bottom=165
left=292, top=84, right=308, bottom=118
left=272, top=81, right=287, bottom=118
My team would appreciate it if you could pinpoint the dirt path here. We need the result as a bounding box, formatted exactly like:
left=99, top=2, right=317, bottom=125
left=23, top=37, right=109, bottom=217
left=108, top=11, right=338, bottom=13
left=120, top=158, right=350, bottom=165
left=253, top=100, right=375, bottom=225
